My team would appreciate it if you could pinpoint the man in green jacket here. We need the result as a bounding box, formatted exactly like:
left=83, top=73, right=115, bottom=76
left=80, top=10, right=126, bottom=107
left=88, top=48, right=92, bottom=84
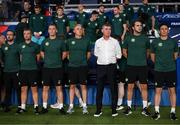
left=1, top=30, right=21, bottom=113
left=29, top=5, right=46, bottom=45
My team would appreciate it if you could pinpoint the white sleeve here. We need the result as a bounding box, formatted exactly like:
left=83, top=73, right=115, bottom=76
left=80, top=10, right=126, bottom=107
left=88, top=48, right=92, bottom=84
left=115, top=40, right=122, bottom=59
left=94, top=40, right=98, bottom=57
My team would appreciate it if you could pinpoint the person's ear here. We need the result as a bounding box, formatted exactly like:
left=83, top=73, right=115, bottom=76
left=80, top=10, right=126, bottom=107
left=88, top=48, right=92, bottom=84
left=101, top=28, right=104, bottom=33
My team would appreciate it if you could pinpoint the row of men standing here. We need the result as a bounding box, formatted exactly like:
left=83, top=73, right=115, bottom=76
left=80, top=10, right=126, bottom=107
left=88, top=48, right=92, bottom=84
left=0, top=0, right=178, bottom=120
left=0, top=19, right=178, bottom=120
left=16, top=0, right=157, bottom=44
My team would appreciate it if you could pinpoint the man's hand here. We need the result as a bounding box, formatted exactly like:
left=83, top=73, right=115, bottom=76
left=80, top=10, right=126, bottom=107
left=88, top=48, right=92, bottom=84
left=34, top=32, right=41, bottom=38
left=121, top=35, right=125, bottom=41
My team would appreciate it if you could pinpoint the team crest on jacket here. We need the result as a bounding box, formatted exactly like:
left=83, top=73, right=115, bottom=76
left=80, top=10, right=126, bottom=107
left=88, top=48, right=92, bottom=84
left=125, top=78, right=128, bottom=82
left=45, top=42, right=49, bottom=46
left=4, top=47, right=8, bottom=50
left=155, top=82, right=157, bottom=86
left=158, top=43, right=163, bottom=47
left=150, top=39, right=153, bottom=43
left=58, top=80, right=61, bottom=84
left=131, top=38, right=135, bottom=42
left=22, top=45, right=26, bottom=48
left=71, top=41, right=75, bottom=45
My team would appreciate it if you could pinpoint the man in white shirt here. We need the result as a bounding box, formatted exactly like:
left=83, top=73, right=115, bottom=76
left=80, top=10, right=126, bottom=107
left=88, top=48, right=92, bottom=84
left=94, top=23, right=122, bottom=117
